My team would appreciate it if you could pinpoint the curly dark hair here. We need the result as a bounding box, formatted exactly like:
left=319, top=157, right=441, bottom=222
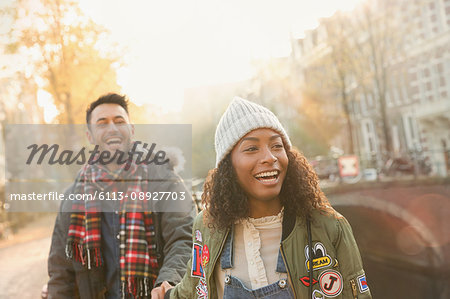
left=202, top=147, right=334, bottom=230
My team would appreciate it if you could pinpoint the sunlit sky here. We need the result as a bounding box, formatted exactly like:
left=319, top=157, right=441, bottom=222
left=40, top=0, right=362, bottom=120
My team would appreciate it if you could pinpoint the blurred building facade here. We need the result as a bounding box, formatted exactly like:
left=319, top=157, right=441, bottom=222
left=292, top=0, right=450, bottom=176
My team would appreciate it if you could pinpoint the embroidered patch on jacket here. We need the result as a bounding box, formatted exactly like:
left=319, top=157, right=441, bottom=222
left=318, top=269, right=343, bottom=297
left=304, top=242, right=332, bottom=271
left=202, top=244, right=210, bottom=267
left=312, top=289, right=325, bottom=299
left=195, top=230, right=202, bottom=242
left=299, top=275, right=318, bottom=287
left=191, top=243, right=205, bottom=278
left=196, top=278, right=208, bottom=299
left=333, top=259, right=339, bottom=268
left=357, top=274, right=369, bottom=293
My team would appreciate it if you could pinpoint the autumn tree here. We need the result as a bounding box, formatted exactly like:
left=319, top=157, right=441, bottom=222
left=248, top=58, right=340, bottom=156
left=321, top=11, right=358, bottom=154
left=296, top=87, right=343, bottom=155
left=293, top=0, right=409, bottom=156
left=9, top=0, right=122, bottom=124
left=348, top=0, right=407, bottom=153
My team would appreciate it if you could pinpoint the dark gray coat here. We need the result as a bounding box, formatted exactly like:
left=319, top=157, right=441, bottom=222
left=47, top=164, right=196, bottom=299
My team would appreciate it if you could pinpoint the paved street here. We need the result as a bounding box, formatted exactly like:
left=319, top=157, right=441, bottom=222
left=0, top=215, right=55, bottom=299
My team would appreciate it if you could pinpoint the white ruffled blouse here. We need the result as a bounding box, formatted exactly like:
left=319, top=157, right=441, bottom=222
left=215, top=209, right=286, bottom=298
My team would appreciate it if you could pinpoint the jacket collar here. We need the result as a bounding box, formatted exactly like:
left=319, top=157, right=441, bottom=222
left=281, top=209, right=297, bottom=241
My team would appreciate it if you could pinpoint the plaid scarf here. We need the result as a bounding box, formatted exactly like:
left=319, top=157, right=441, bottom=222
left=66, top=160, right=159, bottom=299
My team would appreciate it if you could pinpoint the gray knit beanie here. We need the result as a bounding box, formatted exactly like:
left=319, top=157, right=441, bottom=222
left=214, top=97, right=292, bottom=167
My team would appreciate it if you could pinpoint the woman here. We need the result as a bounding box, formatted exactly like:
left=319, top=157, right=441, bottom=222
left=161, top=97, right=372, bottom=299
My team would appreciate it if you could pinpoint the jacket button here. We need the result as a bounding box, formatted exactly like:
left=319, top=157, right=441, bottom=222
left=116, top=234, right=120, bottom=240
left=278, top=279, right=287, bottom=289
left=224, top=276, right=231, bottom=284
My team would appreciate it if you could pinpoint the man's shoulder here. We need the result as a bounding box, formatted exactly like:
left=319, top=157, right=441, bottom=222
left=145, top=163, right=179, bottom=181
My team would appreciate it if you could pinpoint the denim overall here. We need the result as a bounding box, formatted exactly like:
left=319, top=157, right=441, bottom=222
left=220, top=228, right=295, bottom=299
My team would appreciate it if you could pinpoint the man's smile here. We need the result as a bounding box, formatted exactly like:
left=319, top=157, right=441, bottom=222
left=105, top=136, right=123, bottom=145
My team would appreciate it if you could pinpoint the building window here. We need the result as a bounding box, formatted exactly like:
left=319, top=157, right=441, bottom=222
left=386, top=92, right=392, bottom=107
left=393, top=87, right=401, bottom=105
left=353, top=100, right=360, bottom=115
left=368, top=137, right=375, bottom=152
left=403, top=115, right=419, bottom=150
left=367, top=93, right=373, bottom=107
left=361, top=94, right=367, bottom=114
left=401, top=84, right=408, bottom=103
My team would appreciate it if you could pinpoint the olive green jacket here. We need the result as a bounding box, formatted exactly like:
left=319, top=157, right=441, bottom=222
left=168, top=209, right=372, bottom=299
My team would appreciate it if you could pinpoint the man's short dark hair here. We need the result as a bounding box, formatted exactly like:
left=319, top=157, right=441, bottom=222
left=86, top=93, right=129, bottom=124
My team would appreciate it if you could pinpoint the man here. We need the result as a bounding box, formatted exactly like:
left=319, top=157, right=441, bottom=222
left=47, top=93, right=196, bottom=299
